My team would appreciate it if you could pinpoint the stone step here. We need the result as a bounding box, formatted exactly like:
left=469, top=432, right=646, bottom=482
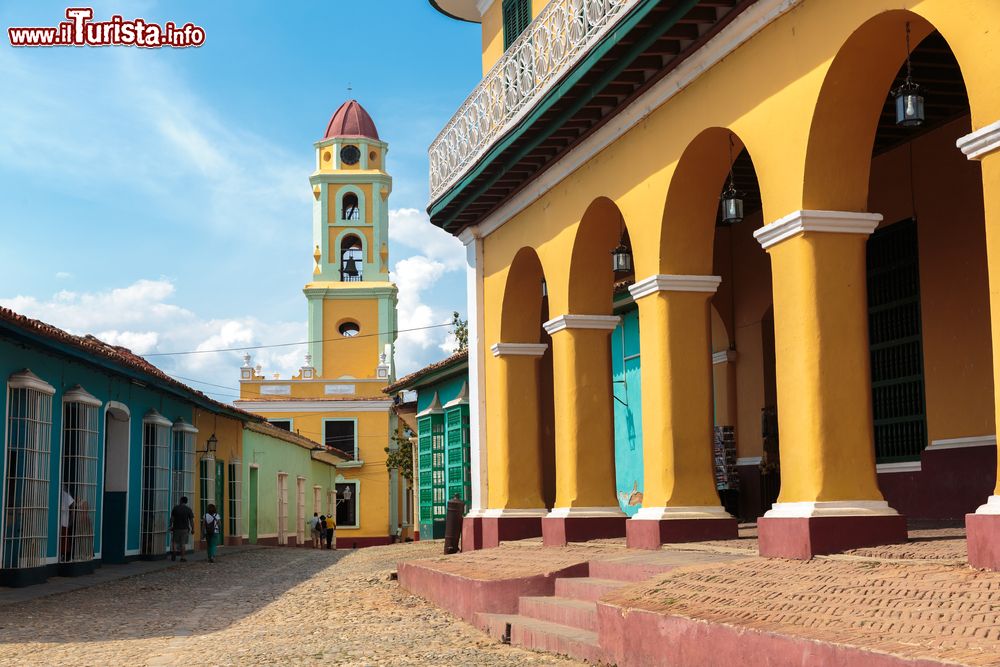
left=589, top=557, right=680, bottom=582
left=518, top=595, right=598, bottom=632
left=554, top=576, right=628, bottom=602
left=478, top=612, right=603, bottom=663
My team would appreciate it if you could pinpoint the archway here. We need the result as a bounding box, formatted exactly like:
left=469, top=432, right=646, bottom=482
left=101, top=403, right=130, bottom=564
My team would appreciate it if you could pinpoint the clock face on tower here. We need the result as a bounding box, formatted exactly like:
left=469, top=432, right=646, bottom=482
left=340, top=144, right=361, bottom=166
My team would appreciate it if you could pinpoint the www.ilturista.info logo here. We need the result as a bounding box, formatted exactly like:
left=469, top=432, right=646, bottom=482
left=8, top=7, right=206, bottom=48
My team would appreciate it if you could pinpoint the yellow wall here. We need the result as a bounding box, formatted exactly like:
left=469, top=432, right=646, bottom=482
left=480, top=0, right=552, bottom=74
left=192, top=410, right=244, bottom=538
left=322, top=298, right=380, bottom=379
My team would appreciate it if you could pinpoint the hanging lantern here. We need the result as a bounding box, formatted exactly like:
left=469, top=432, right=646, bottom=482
left=720, top=183, right=744, bottom=226
left=611, top=236, right=633, bottom=274
left=893, top=22, right=925, bottom=128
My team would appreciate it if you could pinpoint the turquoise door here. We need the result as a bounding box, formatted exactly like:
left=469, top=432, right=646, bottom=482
left=612, top=307, right=643, bottom=516
left=248, top=467, right=258, bottom=543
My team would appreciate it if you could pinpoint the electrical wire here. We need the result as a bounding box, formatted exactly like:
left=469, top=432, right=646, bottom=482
left=143, top=322, right=454, bottom=357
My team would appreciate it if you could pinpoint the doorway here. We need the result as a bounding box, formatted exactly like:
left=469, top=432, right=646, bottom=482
left=248, top=466, right=258, bottom=544
left=101, top=405, right=130, bottom=564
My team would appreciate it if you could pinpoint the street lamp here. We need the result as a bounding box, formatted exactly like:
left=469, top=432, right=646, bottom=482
left=197, top=433, right=218, bottom=455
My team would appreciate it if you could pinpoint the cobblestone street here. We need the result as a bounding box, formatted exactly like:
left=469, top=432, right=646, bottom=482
left=0, top=542, right=579, bottom=667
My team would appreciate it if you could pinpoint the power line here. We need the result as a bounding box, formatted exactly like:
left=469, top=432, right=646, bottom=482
left=144, top=322, right=454, bottom=357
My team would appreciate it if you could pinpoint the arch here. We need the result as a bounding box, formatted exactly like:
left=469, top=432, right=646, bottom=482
left=335, top=185, right=367, bottom=223
left=565, top=197, right=629, bottom=315
left=336, top=232, right=365, bottom=282
left=659, top=127, right=760, bottom=275
left=500, top=247, right=546, bottom=343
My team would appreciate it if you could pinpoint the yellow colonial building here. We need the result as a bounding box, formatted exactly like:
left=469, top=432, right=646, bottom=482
left=429, top=0, right=1000, bottom=566
left=236, top=100, right=405, bottom=547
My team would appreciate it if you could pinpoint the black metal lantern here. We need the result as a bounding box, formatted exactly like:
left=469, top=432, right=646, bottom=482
left=611, top=237, right=633, bottom=274
left=198, top=433, right=218, bottom=455
left=720, top=134, right=744, bottom=226
left=892, top=22, right=924, bottom=128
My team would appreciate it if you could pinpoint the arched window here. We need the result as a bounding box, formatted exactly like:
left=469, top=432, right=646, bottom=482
left=342, top=192, right=360, bottom=221
left=60, top=386, right=101, bottom=566
left=340, top=235, right=363, bottom=282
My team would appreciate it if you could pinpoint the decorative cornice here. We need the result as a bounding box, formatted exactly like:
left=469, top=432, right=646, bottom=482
left=712, top=350, right=737, bottom=366
left=457, top=226, right=480, bottom=246
left=143, top=409, right=173, bottom=428
left=629, top=274, right=721, bottom=300
left=753, top=210, right=882, bottom=250
left=62, top=385, right=102, bottom=407
left=632, top=505, right=733, bottom=521
left=172, top=418, right=199, bottom=434
left=235, top=399, right=393, bottom=413
left=7, top=369, right=55, bottom=395
left=542, top=314, right=620, bottom=335
left=957, top=119, right=1000, bottom=161
left=491, top=342, right=548, bottom=358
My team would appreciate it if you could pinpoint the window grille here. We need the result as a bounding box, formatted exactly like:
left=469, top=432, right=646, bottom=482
left=503, top=0, right=532, bottom=50
left=2, top=371, right=54, bottom=571
left=171, top=421, right=196, bottom=551
left=60, top=387, right=101, bottom=564
left=140, top=411, right=171, bottom=556
left=228, top=460, right=242, bottom=538
left=296, top=476, right=306, bottom=544
left=335, top=481, right=359, bottom=528
left=867, top=218, right=927, bottom=462
left=277, top=473, right=289, bottom=545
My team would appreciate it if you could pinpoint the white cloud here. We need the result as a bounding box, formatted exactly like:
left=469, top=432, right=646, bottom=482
left=0, top=279, right=307, bottom=402
left=55, top=272, right=73, bottom=280
left=389, top=208, right=465, bottom=270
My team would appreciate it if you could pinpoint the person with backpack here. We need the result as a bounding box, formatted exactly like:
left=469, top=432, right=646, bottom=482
left=169, top=496, right=195, bottom=562
left=311, top=512, right=323, bottom=548
left=203, top=503, right=222, bottom=563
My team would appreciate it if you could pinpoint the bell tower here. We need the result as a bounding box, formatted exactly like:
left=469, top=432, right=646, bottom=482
left=305, top=100, right=397, bottom=382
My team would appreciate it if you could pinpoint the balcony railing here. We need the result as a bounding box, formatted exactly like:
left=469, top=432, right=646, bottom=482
left=429, top=0, right=641, bottom=203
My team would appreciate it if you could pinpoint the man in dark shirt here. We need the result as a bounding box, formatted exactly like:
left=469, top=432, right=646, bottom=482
left=169, top=496, right=195, bottom=562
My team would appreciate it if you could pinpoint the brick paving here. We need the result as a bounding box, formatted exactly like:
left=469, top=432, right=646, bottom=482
left=0, top=542, right=581, bottom=666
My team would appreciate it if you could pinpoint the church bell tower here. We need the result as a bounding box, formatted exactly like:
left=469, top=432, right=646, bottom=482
left=306, top=100, right=398, bottom=384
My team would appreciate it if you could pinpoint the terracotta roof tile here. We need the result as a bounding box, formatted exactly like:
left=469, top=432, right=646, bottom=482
left=383, top=349, right=468, bottom=394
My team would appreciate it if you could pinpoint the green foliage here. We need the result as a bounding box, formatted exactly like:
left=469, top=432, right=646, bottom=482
left=451, top=311, right=468, bottom=352
left=385, top=431, right=413, bottom=483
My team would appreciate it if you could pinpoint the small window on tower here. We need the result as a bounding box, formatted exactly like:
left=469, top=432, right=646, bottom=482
left=342, top=192, right=360, bottom=221
left=340, top=235, right=363, bottom=282
left=339, top=321, right=360, bottom=338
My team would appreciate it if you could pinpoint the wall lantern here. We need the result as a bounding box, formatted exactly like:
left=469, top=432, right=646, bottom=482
left=338, top=486, right=353, bottom=504
left=198, top=433, right=218, bottom=455
left=892, top=22, right=924, bottom=128
left=720, top=135, right=744, bottom=226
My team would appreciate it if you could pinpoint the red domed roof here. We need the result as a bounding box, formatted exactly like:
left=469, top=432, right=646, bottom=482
left=323, top=100, right=379, bottom=141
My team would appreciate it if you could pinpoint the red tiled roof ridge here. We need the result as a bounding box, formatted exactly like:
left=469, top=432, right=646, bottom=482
left=0, top=305, right=259, bottom=421
left=383, top=349, right=468, bottom=395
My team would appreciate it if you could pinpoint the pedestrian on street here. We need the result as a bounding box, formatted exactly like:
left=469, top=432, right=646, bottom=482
left=317, top=514, right=327, bottom=548
left=325, top=513, right=336, bottom=550
left=203, top=503, right=222, bottom=563
left=311, top=512, right=323, bottom=548
left=169, top=496, right=195, bottom=562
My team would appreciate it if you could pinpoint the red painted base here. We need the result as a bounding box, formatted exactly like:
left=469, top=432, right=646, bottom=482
left=758, top=514, right=907, bottom=559
left=482, top=516, right=544, bottom=549
left=625, top=517, right=738, bottom=550
left=462, top=516, right=484, bottom=551
left=542, top=516, right=627, bottom=547
left=966, top=513, right=1000, bottom=570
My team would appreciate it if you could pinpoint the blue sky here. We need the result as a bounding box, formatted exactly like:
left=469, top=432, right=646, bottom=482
left=0, top=1, right=481, bottom=401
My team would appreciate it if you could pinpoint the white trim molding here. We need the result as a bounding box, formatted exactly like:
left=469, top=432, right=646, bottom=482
left=736, top=456, right=762, bottom=467
left=546, top=506, right=626, bottom=519
left=712, top=350, right=738, bottom=366
left=754, top=210, right=883, bottom=250
left=543, top=314, right=621, bottom=335
left=975, top=496, right=1000, bottom=516
left=763, top=500, right=899, bottom=519
left=926, top=435, right=996, bottom=451
left=631, top=505, right=733, bottom=521
left=957, top=119, right=1000, bottom=161
left=234, top=400, right=393, bottom=413
left=62, top=385, right=102, bottom=407
left=491, top=342, right=548, bottom=357
left=876, top=461, right=922, bottom=474
left=7, top=369, right=55, bottom=395
left=463, top=0, right=803, bottom=241
left=629, top=274, right=721, bottom=300
left=482, top=508, right=549, bottom=518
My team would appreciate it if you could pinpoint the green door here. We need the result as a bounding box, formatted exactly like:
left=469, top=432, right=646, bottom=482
left=248, top=467, right=258, bottom=544
left=215, top=459, right=225, bottom=542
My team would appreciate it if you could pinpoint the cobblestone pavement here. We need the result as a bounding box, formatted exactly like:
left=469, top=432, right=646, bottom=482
left=603, top=556, right=1000, bottom=666
left=0, top=542, right=581, bottom=667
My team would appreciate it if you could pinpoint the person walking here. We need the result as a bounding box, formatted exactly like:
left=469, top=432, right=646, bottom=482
left=169, top=496, right=195, bottom=562
left=311, top=512, right=322, bottom=548
left=325, top=513, right=336, bottom=550
left=317, top=514, right=327, bottom=549
left=203, top=503, right=222, bottom=563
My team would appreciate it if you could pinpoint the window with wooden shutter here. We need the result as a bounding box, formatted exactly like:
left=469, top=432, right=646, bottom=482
left=503, top=0, right=532, bottom=50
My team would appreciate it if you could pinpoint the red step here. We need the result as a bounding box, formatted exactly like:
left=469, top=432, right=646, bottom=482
left=554, top=576, right=628, bottom=602
left=477, top=612, right=603, bottom=663
left=519, top=595, right=598, bottom=632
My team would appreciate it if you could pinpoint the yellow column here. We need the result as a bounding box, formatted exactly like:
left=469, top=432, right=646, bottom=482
left=486, top=343, right=549, bottom=512
left=959, top=123, right=1000, bottom=569
left=625, top=276, right=736, bottom=548
left=542, top=315, right=623, bottom=514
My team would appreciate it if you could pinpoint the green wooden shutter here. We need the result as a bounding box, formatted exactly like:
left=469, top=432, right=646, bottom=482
left=444, top=406, right=470, bottom=508
left=503, top=0, right=532, bottom=50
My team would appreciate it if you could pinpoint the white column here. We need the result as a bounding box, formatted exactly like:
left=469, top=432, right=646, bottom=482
left=459, top=226, right=487, bottom=516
